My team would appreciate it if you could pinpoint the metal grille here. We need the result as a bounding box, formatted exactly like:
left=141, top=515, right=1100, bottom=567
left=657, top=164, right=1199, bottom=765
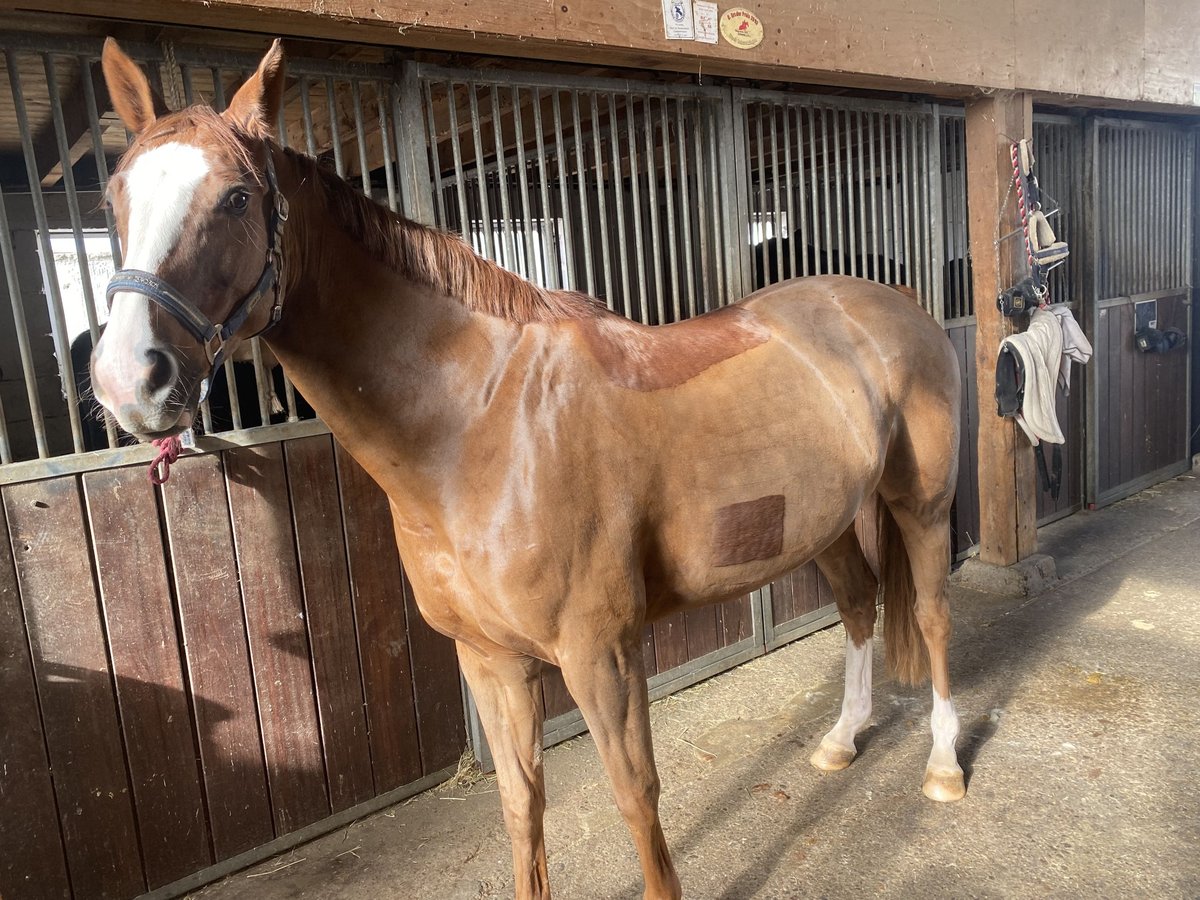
left=0, top=36, right=406, bottom=465
left=419, top=68, right=737, bottom=324
left=738, top=91, right=943, bottom=318
left=1096, top=120, right=1194, bottom=300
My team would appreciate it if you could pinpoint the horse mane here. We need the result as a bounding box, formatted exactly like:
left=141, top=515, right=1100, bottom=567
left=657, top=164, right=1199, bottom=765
left=282, top=146, right=606, bottom=324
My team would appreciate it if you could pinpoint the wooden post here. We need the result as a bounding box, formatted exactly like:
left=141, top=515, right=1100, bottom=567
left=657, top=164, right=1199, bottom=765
left=965, top=91, right=1037, bottom=566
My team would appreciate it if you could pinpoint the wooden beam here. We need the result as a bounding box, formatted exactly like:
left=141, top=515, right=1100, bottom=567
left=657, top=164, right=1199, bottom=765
left=6, top=0, right=1200, bottom=112
left=965, top=91, right=1036, bottom=566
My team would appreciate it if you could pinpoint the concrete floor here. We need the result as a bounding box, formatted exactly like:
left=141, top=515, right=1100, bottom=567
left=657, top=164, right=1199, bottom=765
left=191, top=473, right=1200, bottom=900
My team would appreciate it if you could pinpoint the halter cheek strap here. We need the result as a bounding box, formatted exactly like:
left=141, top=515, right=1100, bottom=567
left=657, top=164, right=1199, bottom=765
left=105, top=147, right=289, bottom=378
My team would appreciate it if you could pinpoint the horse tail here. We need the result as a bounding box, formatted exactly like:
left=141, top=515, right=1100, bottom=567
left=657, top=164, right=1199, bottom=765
left=878, top=502, right=930, bottom=685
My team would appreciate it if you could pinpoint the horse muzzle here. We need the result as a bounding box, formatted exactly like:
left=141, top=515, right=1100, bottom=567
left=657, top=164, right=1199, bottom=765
left=91, top=334, right=196, bottom=440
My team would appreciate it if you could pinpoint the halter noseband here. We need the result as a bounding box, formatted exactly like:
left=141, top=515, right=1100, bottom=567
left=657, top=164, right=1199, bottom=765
left=105, top=147, right=289, bottom=385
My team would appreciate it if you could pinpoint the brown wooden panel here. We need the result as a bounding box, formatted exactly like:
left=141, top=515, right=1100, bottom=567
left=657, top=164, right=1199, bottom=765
left=160, top=454, right=274, bottom=860
left=283, top=435, right=374, bottom=812
left=226, top=445, right=330, bottom=834
left=541, top=666, right=576, bottom=719
left=641, top=623, right=658, bottom=677
left=718, top=595, right=754, bottom=646
left=682, top=605, right=721, bottom=660
left=3, top=478, right=144, bottom=900
left=81, top=468, right=212, bottom=889
left=0, top=500, right=71, bottom=900
left=334, top=442, right=422, bottom=790
left=400, top=569, right=467, bottom=774
left=652, top=610, right=689, bottom=672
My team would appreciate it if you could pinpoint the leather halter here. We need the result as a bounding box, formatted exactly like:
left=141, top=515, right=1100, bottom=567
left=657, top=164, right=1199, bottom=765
left=105, top=147, right=289, bottom=386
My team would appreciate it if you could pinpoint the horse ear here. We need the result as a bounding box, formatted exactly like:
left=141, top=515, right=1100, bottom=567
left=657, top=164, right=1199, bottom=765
left=225, top=39, right=286, bottom=137
left=102, top=38, right=167, bottom=134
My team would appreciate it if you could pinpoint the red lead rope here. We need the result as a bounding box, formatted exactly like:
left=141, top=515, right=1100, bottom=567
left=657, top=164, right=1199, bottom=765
left=149, top=436, right=182, bottom=485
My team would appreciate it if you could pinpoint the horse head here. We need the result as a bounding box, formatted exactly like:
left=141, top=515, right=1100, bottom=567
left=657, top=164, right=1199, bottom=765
left=92, top=38, right=287, bottom=439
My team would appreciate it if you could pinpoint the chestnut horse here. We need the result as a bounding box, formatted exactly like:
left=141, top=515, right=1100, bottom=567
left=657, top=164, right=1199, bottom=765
left=92, top=40, right=964, bottom=899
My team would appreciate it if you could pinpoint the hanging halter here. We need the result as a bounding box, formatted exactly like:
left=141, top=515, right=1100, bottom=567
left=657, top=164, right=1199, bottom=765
left=105, top=146, right=289, bottom=386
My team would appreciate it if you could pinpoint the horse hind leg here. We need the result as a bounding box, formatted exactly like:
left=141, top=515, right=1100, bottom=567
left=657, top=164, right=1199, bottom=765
left=455, top=642, right=552, bottom=899
left=810, top=523, right=880, bottom=772
left=879, top=497, right=966, bottom=802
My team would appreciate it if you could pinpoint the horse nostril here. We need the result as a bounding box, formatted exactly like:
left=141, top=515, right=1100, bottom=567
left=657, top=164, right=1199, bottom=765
left=143, top=348, right=175, bottom=393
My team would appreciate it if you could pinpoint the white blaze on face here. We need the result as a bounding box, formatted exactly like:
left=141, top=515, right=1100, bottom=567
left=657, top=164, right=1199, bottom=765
left=99, top=142, right=210, bottom=405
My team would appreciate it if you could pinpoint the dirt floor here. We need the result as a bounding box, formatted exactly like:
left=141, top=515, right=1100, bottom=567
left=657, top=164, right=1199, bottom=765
left=189, top=473, right=1200, bottom=899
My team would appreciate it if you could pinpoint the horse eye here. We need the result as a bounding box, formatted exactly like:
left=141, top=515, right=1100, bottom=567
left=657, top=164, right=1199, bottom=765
left=226, top=190, right=250, bottom=212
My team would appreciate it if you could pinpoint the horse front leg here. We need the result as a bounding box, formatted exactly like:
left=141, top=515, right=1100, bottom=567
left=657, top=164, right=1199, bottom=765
left=560, top=631, right=681, bottom=900
left=456, top=642, right=551, bottom=899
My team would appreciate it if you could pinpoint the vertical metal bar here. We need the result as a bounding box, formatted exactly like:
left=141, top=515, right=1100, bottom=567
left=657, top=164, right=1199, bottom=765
left=180, top=63, right=195, bottom=105
left=589, top=92, right=613, bottom=305
left=806, top=105, right=819, bottom=276
left=769, top=102, right=783, bottom=282
left=706, top=98, right=727, bottom=305
left=210, top=66, right=227, bottom=110
left=626, top=91, right=647, bottom=317
left=928, top=110, right=945, bottom=322
left=446, top=82, right=472, bottom=241
left=645, top=94, right=665, bottom=322
left=900, top=115, right=914, bottom=289
left=511, top=87, right=538, bottom=283
left=796, top=104, right=816, bottom=277
left=855, top=110, right=868, bottom=281
left=832, top=108, right=846, bottom=274
left=571, top=91, right=596, bottom=296
left=609, top=93, right=632, bottom=313
left=692, top=100, right=711, bottom=312
left=9, top=51, right=84, bottom=453
left=325, top=76, right=346, bottom=178
left=220, top=357, right=243, bottom=430
left=675, top=99, right=696, bottom=317
left=751, top=103, right=765, bottom=283
left=0, top=180, right=48, bottom=457
left=661, top=96, right=681, bottom=319
left=300, top=76, right=318, bottom=157
left=845, top=110, right=860, bottom=277
left=551, top=90, right=577, bottom=290
left=889, top=114, right=903, bottom=285
left=82, top=54, right=122, bottom=268
left=867, top=111, right=879, bottom=283
left=820, top=108, right=834, bottom=275
left=376, top=82, right=398, bottom=213
left=45, top=52, right=117, bottom=447
left=490, top=86, right=517, bottom=271
left=467, top=83, right=495, bottom=261
left=350, top=80, right=372, bottom=196
left=782, top=103, right=797, bottom=280
left=532, top=88, right=560, bottom=289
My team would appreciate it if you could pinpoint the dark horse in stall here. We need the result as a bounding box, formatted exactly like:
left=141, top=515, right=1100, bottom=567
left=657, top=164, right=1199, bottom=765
left=91, top=40, right=964, bottom=899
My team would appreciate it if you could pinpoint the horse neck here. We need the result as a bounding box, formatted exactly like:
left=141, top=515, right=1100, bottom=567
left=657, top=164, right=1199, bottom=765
left=264, top=153, right=523, bottom=495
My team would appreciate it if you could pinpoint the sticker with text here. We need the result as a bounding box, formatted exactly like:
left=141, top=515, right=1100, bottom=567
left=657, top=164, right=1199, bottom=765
left=662, top=0, right=696, bottom=39
left=693, top=1, right=718, bottom=43
left=720, top=8, right=764, bottom=49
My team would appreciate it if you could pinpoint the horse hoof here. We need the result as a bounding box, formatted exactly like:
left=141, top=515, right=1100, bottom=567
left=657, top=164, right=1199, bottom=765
left=810, top=740, right=856, bottom=772
left=922, top=767, right=966, bottom=802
